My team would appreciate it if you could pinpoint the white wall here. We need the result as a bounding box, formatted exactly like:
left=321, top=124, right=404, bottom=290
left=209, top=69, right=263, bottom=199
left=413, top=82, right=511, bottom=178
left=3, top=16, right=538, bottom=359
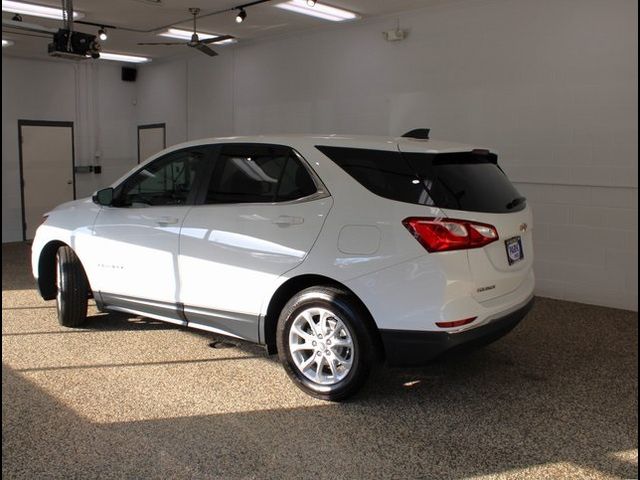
left=2, top=56, right=138, bottom=242
left=135, top=59, right=188, bottom=148
left=138, top=0, right=637, bottom=310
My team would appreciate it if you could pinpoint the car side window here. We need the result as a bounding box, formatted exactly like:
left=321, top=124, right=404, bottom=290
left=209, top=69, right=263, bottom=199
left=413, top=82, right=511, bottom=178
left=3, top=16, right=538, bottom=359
left=204, top=144, right=317, bottom=204
left=277, top=152, right=318, bottom=201
left=116, top=147, right=207, bottom=207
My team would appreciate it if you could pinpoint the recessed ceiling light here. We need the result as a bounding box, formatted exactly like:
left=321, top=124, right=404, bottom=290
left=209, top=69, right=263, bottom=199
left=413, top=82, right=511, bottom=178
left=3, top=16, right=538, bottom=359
left=2, top=38, right=14, bottom=47
left=159, top=28, right=236, bottom=44
left=97, top=52, right=151, bottom=63
left=274, top=0, right=358, bottom=22
left=2, top=0, right=84, bottom=20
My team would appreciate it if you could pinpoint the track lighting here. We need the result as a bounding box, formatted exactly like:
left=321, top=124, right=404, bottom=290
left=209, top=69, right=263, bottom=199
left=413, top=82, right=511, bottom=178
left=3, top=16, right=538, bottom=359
left=98, top=27, right=108, bottom=41
left=235, top=8, right=246, bottom=23
left=11, top=13, right=22, bottom=21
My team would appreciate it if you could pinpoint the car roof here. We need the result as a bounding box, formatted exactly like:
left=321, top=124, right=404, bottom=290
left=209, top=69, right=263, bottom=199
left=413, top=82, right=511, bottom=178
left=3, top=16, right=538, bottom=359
left=167, top=134, right=488, bottom=154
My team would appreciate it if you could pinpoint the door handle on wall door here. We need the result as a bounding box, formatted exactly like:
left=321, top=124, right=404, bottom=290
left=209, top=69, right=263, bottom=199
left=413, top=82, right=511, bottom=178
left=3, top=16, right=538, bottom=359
left=273, top=215, right=304, bottom=226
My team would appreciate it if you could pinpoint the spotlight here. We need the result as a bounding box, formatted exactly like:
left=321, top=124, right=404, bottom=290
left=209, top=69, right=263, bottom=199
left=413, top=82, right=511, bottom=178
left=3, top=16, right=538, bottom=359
left=235, top=8, right=246, bottom=23
left=307, top=0, right=317, bottom=5
left=98, top=27, right=108, bottom=41
left=12, top=13, right=23, bottom=21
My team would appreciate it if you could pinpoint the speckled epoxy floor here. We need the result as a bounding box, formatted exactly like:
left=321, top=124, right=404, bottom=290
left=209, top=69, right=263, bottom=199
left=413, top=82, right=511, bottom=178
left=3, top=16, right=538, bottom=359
left=2, top=242, right=638, bottom=479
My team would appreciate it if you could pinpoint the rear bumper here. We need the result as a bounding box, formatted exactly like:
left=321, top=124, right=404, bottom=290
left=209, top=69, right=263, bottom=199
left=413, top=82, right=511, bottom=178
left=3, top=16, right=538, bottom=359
left=380, top=296, right=535, bottom=367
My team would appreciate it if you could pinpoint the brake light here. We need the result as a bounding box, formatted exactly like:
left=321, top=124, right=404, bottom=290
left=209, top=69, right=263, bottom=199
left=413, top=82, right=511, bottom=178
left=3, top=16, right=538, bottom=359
left=403, top=217, right=499, bottom=252
left=436, top=317, right=477, bottom=328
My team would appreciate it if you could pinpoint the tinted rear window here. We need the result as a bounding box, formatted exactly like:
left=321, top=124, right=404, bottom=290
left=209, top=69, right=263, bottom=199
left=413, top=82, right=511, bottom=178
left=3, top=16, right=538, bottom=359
left=316, top=146, right=525, bottom=213
left=205, top=144, right=317, bottom=204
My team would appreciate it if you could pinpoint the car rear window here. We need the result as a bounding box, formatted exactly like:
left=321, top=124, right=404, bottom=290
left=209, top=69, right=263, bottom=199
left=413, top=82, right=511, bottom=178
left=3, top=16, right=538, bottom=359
left=316, top=146, right=525, bottom=213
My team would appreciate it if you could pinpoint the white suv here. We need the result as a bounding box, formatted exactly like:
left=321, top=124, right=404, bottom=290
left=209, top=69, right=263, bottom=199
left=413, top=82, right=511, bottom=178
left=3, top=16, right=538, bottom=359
left=32, top=132, right=534, bottom=401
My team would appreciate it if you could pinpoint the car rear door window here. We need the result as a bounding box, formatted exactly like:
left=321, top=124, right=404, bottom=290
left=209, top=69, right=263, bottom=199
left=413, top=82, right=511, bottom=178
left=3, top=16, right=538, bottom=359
left=204, top=144, right=317, bottom=204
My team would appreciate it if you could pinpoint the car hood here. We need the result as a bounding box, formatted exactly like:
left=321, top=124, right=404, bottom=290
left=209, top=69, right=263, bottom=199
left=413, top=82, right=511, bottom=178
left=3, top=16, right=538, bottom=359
left=48, top=197, right=94, bottom=215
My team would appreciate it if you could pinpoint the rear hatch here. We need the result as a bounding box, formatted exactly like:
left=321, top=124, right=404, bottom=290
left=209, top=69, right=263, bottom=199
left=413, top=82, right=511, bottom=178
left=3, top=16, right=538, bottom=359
left=398, top=146, right=533, bottom=302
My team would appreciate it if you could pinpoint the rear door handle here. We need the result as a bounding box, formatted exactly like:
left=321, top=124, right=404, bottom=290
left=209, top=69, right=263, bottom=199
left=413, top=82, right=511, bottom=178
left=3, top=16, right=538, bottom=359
left=155, top=216, right=179, bottom=226
left=273, top=215, right=304, bottom=226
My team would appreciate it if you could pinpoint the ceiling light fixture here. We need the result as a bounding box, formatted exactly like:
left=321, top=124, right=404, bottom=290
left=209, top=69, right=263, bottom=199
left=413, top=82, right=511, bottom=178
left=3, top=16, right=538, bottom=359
left=2, top=0, right=84, bottom=20
left=235, top=8, right=247, bottom=23
left=97, top=52, right=151, bottom=63
left=159, top=28, right=237, bottom=44
left=160, top=27, right=216, bottom=41
left=306, top=0, right=316, bottom=5
left=2, top=38, right=14, bottom=47
left=275, top=0, right=358, bottom=22
left=98, top=27, right=108, bottom=41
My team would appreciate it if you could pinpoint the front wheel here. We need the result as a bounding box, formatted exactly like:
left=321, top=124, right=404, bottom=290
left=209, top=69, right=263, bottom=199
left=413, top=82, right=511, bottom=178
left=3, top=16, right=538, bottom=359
left=55, top=246, right=89, bottom=327
left=276, top=286, right=376, bottom=401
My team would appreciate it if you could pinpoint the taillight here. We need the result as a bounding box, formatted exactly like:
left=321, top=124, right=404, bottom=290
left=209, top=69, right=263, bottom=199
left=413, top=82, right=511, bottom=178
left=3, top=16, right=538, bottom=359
left=403, top=217, right=499, bottom=252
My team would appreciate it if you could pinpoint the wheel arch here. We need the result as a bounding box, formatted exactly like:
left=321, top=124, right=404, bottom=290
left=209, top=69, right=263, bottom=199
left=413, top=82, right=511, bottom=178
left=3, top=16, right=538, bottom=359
left=36, top=240, right=93, bottom=301
left=36, top=240, right=69, bottom=300
left=262, top=274, right=385, bottom=360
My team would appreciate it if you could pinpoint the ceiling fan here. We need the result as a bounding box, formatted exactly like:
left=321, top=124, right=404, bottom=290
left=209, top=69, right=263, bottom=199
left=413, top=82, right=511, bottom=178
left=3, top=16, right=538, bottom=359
left=137, top=8, right=234, bottom=57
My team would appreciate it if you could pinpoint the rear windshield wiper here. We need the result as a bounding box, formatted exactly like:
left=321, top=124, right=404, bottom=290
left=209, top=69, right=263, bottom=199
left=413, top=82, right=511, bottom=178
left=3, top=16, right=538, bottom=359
left=506, top=196, right=526, bottom=210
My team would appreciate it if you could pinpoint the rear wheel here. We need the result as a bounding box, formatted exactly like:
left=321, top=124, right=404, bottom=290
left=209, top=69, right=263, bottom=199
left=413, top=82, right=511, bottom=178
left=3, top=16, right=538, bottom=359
left=276, top=286, right=375, bottom=401
left=55, top=246, right=89, bottom=327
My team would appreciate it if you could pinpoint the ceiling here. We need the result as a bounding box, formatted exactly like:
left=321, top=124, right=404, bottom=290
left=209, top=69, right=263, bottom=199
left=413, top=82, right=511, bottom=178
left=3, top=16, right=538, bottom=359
left=2, top=0, right=440, bottom=61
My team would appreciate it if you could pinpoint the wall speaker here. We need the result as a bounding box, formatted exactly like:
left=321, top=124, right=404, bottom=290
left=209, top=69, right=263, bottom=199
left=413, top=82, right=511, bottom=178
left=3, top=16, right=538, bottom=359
left=121, top=67, right=137, bottom=82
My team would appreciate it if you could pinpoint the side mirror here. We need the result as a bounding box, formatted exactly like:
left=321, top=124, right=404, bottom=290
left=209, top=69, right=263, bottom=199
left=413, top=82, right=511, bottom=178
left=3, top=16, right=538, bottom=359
left=92, top=187, right=114, bottom=206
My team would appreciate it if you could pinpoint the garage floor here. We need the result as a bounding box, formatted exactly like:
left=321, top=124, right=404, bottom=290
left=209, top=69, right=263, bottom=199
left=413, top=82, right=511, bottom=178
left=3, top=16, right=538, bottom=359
left=2, top=242, right=637, bottom=480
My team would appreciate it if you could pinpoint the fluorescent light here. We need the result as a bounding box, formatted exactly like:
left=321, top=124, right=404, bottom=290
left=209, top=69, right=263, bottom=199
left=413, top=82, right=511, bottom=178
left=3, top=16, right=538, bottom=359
left=160, top=28, right=215, bottom=41
left=212, top=38, right=237, bottom=45
left=98, top=52, right=151, bottom=63
left=159, top=28, right=237, bottom=44
left=2, top=0, right=84, bottom=20
left=2, top=38, right=14, bottom=47
left=275, top=0, right=358, bottom=22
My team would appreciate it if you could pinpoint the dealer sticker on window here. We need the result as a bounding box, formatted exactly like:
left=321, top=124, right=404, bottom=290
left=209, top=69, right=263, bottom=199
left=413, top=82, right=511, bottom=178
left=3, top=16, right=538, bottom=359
left=505, top=236, right=524, bottom=265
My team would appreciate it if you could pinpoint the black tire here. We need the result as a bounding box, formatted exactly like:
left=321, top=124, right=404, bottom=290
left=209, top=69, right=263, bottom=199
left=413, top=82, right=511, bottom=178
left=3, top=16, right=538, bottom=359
left=276, top=286, right=376, bottom=401
left=55, top=246, right=89, bottom=327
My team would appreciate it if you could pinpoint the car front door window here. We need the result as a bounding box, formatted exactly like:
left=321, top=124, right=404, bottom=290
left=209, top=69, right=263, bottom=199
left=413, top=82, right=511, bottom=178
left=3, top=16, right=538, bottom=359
left=116, top=149, right=205, bottom=207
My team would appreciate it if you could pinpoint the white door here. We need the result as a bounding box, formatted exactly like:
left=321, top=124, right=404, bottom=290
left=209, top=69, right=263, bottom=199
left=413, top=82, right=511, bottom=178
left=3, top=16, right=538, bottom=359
left=20, top=122, right=74, bottom=240
left=91, top=145, right=214, bottom=323
left=179, top=144, right=332, bottom=341
left=138, top=124, right=166, bottom=163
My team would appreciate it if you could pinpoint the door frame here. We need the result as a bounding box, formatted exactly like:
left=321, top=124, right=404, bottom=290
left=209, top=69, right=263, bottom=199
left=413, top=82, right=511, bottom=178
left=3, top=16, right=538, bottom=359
left=137, top=123, right=166, bottom=164
left=17, top=119, right=76, bottom=241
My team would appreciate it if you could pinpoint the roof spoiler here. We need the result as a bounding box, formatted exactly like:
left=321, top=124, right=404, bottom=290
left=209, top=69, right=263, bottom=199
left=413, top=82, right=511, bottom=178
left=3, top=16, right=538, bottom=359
left=401, top=128, right=430, bottom=140
left=472, top=149, right=498, bottom=164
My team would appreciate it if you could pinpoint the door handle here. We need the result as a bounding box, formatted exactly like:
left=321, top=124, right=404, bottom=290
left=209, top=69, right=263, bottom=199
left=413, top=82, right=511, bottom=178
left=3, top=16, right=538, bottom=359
left=155, top=217, right=179, bottom=226
left=273, top=215, right=304, bottom=226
